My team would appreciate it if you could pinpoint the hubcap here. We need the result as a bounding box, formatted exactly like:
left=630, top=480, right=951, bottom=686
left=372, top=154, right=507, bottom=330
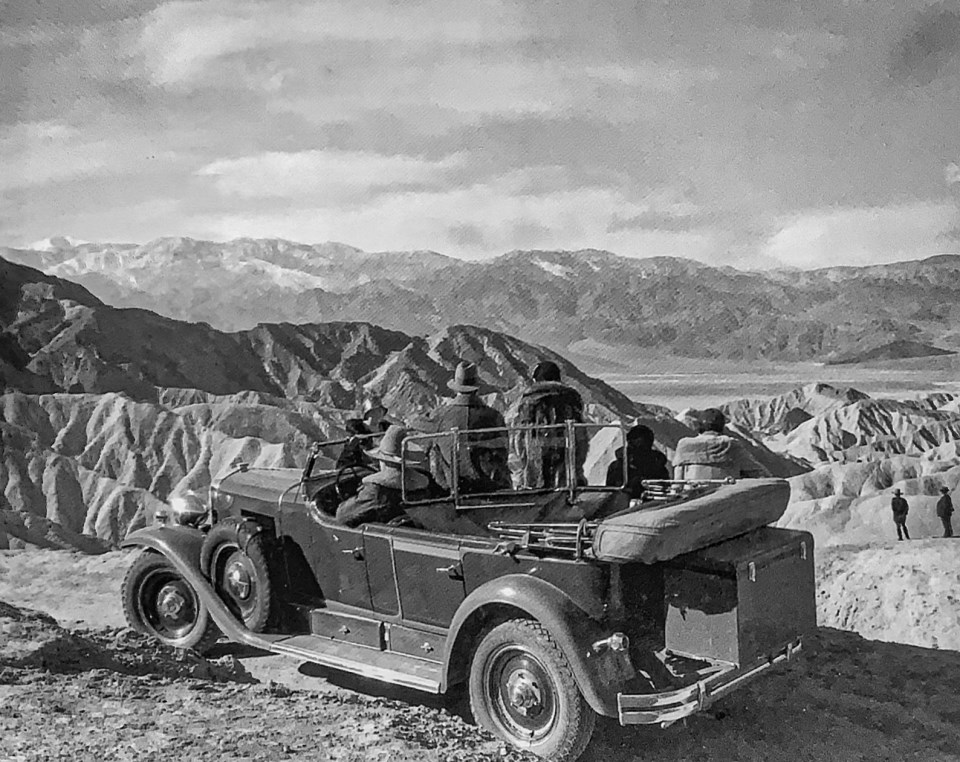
left=138, top=569, right=199, bottom=641
left=157, top=585, right=188, bottom=619
left=505, top=669, right=544, bottom=717
left=225, top=560, right=252, bottom=600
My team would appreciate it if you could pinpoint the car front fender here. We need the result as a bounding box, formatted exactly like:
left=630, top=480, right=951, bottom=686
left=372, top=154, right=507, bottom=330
left=121, top=525, right=273, bottom=652
left=443, top=574, right=635, bottom=717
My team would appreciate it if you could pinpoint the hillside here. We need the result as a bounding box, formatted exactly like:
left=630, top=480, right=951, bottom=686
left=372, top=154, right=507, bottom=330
left=0, top=257, right=644, bottom=421
left=717, top=384, right=960, bottom=548
left=7, top=240, right=960, bottom=361
left=3, top=258, right=726, bottom=550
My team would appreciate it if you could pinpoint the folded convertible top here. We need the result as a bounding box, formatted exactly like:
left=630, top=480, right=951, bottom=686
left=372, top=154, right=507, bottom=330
left=592, top=478, right=791, bottom=563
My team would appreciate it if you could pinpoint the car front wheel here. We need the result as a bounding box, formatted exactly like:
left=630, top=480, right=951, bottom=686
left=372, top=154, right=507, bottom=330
left=468, top=619, right=596, bottom=762
left=121, top=550, right=220, bottom=654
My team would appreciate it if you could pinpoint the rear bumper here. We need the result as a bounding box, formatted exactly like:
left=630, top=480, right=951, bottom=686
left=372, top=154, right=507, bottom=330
left=618, top=638, right=802, bottom=727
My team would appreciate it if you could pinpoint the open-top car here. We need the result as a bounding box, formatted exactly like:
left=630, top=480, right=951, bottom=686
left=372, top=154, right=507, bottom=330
left=121, top=422, right=816, bottom=762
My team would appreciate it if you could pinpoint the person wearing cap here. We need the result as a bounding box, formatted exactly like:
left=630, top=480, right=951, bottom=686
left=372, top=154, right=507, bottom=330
left=605, top=423, right=671, bottom=497
left=424, top=361, right=510, bottom=494
left=891, top=488, right=910, bottom=540
left=672, top=408, right=768, bottom=480
left=936, top=486, right=953, bottom=538
left=335, top=425, right=430, bottom=527
left=513, top=360, right=587, bottom=489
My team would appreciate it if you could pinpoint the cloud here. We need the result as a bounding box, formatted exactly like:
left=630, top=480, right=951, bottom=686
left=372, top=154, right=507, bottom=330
left=889, top=2, right=960, bottom=85
left=195, top=150, right=465, bottom=200
left=762, top=202, right=959, bottom=269
left=0, top=121, right=112, bottom=189
left=134, top=0, right=533, bottom=88
left=186, top=173, right=724, bottom=261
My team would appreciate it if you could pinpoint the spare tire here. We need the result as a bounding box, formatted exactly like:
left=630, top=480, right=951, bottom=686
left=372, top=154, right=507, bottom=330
left=201, top=518, right=276, bottom=633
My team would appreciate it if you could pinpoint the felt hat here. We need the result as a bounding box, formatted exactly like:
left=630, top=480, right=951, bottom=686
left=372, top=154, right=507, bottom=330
left=532, top=360, right=562, bottom=383
left=893, top=488, right=903, bottom=496
left=366, top=424, right=419, bottom=465
left=941, top=486, right=950, bottom=494
left=448, top=361, right=481, bottom=393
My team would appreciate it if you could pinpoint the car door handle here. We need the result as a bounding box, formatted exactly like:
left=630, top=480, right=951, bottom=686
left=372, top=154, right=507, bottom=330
left=436, top=563, right=463, bottom=580
left=342, top=547, right=364, bottom=561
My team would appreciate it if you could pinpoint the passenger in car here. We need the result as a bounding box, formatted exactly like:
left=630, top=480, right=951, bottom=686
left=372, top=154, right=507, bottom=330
left=335, top=425, right=430, bottom=527
left=422, top=361, right=511, bottom=494
left=605, top=424, right=671, bottom=497
left=335, top=418, right=374, bottom=470
left=362, top=396, right=394, bottom=433
left=672, top=408, right=768, bottom=480
left=513, top=360, right=588, bottom=489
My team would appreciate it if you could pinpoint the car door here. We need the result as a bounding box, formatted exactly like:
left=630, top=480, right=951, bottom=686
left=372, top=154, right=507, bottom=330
left=391, top=530, right=466, bottom=628
left=280, top=502, right=372, bottom=610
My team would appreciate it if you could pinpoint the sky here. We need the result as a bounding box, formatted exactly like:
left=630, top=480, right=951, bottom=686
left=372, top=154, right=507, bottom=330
left=2, top=0, right=960, bottom=269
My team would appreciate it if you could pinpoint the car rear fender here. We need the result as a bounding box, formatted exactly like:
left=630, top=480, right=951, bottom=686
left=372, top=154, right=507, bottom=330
left=121, top=526, right=272, bottom=652
left=443, top=574, right=634, bottom=717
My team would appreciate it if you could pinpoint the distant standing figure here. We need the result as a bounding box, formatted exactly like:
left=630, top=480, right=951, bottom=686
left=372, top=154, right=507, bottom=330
left=936, top=486, right=954, bottom=538
left=891, top=488, right=910, bottom=540
left=672, top=408, right=768, bottom=480
left=513, top=360, right=587, bottom=489
left=605, top=424, right=671, bottom=498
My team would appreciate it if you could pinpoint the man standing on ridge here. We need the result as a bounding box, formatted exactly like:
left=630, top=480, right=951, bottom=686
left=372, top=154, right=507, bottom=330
left=891, top=488, right=910, bottom=541
left=936, top=486, right=954, bottom=538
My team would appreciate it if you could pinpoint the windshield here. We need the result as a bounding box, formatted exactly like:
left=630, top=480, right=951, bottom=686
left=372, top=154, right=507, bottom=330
left=304, top=431, right=384, bottom=481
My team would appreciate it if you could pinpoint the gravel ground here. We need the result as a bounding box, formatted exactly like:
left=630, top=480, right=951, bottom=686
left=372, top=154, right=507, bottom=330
left=4, top=549, right=960, bottom=761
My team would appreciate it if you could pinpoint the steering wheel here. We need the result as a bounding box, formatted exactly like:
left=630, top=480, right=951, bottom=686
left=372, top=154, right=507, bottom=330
left=334, top=464, right=376, bottom=501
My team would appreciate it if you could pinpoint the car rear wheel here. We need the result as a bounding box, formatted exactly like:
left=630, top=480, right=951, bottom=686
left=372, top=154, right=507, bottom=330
left=202, top=519, right=275, bottom=633
left=468, top=619, right=596, bottom=762
left=121, top=550, right=220, bottom=654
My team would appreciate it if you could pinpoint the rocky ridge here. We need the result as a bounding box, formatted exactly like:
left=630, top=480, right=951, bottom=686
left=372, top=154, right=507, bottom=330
left=7, top=239, right=960, bottom=362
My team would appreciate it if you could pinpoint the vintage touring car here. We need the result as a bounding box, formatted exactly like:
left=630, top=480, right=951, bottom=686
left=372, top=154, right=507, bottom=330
left=121, top=422, right=816, bottom=762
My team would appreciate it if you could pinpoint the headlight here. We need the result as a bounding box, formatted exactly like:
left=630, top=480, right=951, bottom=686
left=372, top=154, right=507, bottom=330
left=167, top=491, right=208, bottom=526
left=209, top=485, right=235, bottom=519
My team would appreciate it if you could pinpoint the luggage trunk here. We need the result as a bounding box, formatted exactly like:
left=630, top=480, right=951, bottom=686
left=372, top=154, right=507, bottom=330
left=662, top=527, right=817, bottom=667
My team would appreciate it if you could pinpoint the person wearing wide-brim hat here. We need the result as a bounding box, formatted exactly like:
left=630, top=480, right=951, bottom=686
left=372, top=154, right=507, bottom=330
left=362, top=396, right=393, bottom=432
left=891, top=488, right=910, bottom=541
left=936, top=486, right=954, bottom=538
left=423, top=361, right=510, bottom=494
left=335, top=425, right=430, bottom=527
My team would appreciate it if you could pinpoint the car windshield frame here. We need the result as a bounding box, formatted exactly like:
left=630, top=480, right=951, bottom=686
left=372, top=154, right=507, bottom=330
left=400, top=421, right=630, bottom=506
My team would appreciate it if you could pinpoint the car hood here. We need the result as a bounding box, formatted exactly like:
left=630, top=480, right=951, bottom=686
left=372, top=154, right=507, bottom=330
left=215, top=467, right=303, bottom=505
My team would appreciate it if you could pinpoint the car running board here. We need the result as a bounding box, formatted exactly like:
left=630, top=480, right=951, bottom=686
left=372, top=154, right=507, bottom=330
left=260, top=633, right=443, bottom=693
left=155, top=546, right=445, bottom=694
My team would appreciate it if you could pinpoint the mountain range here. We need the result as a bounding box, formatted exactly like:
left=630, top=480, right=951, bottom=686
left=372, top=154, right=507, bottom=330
left=5, top=237, right=960, bottom=363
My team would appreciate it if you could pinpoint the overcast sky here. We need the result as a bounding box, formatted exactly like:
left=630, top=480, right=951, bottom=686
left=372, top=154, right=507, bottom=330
left=2, top=0, right=960, bottom=268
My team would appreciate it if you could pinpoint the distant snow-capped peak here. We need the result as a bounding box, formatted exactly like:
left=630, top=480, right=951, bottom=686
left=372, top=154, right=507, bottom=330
left=28, top=236, right=88, bottom=251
